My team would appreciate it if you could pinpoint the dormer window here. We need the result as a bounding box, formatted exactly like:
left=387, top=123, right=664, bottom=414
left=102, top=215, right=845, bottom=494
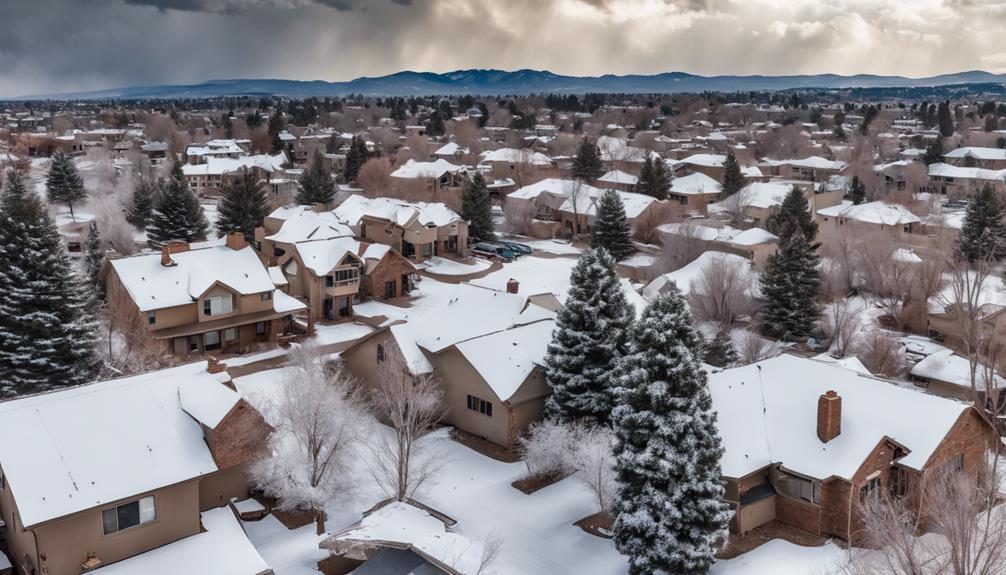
left=203, top=294, right=234, bottom=316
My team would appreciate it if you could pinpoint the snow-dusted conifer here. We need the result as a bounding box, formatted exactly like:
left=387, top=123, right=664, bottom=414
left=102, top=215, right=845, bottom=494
left=295, top=151, right=335, bottom=206
left=46, top=150, right=87, bottom=219
left=544, top=248, right=634, bottom=426
left=126, top=172, right=157, bottom=229
left=84, top=220, right=105, bottom=302
left=591, top=189, right=636, bottom=261
left=147, top=160, right=208, bottom=245
left=759, top=230, right=821, bottom=340
left=612, top=288, right=729, bottom=575
left=704, top=330, right=737, bottom=368
left=461, top=171, right=496, bottom=243
left=0, top=169, right=100, bottom=395
left=957, top=183, right=1006, bottom=262
left=217, top=167, right=269, bottom=242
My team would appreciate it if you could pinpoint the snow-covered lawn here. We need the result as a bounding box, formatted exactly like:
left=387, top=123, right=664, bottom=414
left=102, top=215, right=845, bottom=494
left=711, top=539, right=848, bottom=575
left=420, top=256, right=493, bottom=276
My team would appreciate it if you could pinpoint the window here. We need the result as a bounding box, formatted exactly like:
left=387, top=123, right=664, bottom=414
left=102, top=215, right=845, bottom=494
left=776, top=471, right=820, bottom=504
left=273, top=247, right=286, bottom=257
left=203, top=295, right=233, bottom=316
left=204, top=330, right=221, bottom=350
left=255, top=321, right=267, bottom=335
left=360, top=223, right=367, bottom=238
left=421, top=243, right=433, bottom=257
left=890, top=466, right=909, bottom=498
left=224, top=327, right=240, bottom=342
left=147, top=312, right=156, bottom=325
left=377, top=344, right=385, bottom=362
left=334, top=268, right=358, bottom=282
left=936, top=454, right=965, bottom=476
left=325, top=275, right=333, bottom=288
left=466, top=394, right=493, bottom=417
left=860, top=475, right=881, bottom=501
left=102, top=496, right=155, bottom=535
left=384, top=281, right=396, bottom=299
left=260, top=292, right=273, bottom=302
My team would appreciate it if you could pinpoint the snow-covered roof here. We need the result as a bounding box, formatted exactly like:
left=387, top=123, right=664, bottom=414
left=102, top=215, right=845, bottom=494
left=335, top=195, right=462, bottom=229
left=658, top=222, right=739, bottom=243
left=390, top=158, right=464, bottom=180
left=736, top=181, right=797, bottom=209
left=598, top=169, right=638, bottom=186
left=335, top=501, right=483, bottom=575
left=507, top=178, right=605, bottom=201
left=0, top=362, right=237, bottom=527
left=672, top=154, right=762, bottom=178
left=817, top=200, right=922, bottom=225
left=558, top=188, right=657, bottom=220
left=709, top=354, right=971, bottom=480
left=927, top=162, right=1006, bottom=182
left=944, top=147, right=1006, bottom=161
left=729, top=227, right=778, bottom=246
left=760, top=156, right=848, bottom=171
left=182, top=152, right=286, bottom=177
left=434, top=142, right=467, bottom=156
left=669, top=172, right=722, bottom=196
left=481, top=148, right=552, bottom=166
left=110, top=246, right=275, bottom=312
left=642, top=251, right=754, bottom=300
left=292, top=237, right=364, bottom=276
left=264, top=206, right=354, bottom=244
left=96, top=507, right=270, bottom=575
left=454, top=319, right=555, bottom=402
left=272, top=289, right=307, bottom=314
left=911, top=349, right=1006, bottom=389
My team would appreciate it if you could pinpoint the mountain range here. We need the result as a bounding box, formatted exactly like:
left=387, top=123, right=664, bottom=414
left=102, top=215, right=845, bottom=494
left=18, top=69, right=1006, bottom=100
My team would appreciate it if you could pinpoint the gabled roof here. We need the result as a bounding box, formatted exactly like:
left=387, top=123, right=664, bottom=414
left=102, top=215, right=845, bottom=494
left=480, top=148, right=552, bottom=166
left=110, top=246, right=275, bottom=312
left=944, top=146, right=1006, bottom=161
left=264, top=205, right=354, bottom=244
left=669, top=172, right=722, bottom=195
left=508, top=178, right=605, bottom=201
left=0, top=362, right=240, bottom=528
left=817, top=200, right=922, bottom=225
left=927, top=162, right=1006, bottom=182
left=558, top=187, right=657, bottom=219
left=598, top=169, right=638, bottom=185
left=335, top=195, right=463, bottom=229
left=390, top=159, right=464, bottom=180
left=454, top=319, right=555, bottom=402
left=709, top=354, right=971, bottom=480
left=182, top=152, right=286, bottom=177
left=293, top=237, right=366, bottom=276
left=760, top=156, right=847, bottom=171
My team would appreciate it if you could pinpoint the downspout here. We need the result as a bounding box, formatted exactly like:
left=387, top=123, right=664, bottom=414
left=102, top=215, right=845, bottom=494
left=847, top=478, right=855, bottom=561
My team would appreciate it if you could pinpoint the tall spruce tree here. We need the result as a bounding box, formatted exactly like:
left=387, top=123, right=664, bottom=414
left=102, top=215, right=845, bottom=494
left=636, top=156, right=654, bottom=198
left=767, top=186, right=818, bottom=246
left=923, top=136, right=945, bottom=166
left=704, top=330, right=738, bottom=368
left=147, top=161, right=209, bottom=245
left=720, top=149, right=745, bottom=197
left=938, top=101, right=955, bottom=138
left=216, top=167, right=269, bottom=243
left=343, top=136, right=368, bottom=183
left=296, top=151, right=335, bottom=206
left=612, top=289, right=729, bottom=575
left=956, top=184, right=1006, bottom=262
left=572, top=137, right=604, bottom=182
left=268, top=110, right=285, bottom=154
left=649, top=156, right=670, bottom=200
left=126, top=172, right=157, bottom=229
left=544, top=248, right=635, bottom=426
left=46, top=150, right=87, bottom=219
left=591, top=189, right=636, bottom=261
left=0, top=169, right=100, bottom=395
left=759, top=230, right=821, bottom=340
left=84, top=220, right=105, bottom=302
left=848, top=175, right=866, bottom=205
left=461, top=171, right=495, bottom=243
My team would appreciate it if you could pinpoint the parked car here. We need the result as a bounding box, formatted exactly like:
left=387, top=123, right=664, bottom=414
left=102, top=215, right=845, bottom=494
left=471, top=242, right=516, bottom=261
left=495, top=240, right=533, bottom=255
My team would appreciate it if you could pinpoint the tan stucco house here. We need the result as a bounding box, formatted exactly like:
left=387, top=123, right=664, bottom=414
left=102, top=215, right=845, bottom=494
left=334, top=195, right=468, bottom=262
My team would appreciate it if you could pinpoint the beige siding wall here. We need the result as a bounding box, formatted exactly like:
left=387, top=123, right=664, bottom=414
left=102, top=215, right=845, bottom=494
left=198, top=463, right=250, bottom=511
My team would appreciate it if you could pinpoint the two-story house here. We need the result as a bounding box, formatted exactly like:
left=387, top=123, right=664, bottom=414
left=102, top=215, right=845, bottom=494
left=0, top=360, right=273, bottom=575
left=334, top=195, right=468, bottom=262
left=103, top=233, right=306, bottom=357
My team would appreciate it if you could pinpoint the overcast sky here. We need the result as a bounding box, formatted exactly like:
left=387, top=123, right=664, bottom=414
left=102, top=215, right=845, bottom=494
left=1, top=0, right=1004, bottom=97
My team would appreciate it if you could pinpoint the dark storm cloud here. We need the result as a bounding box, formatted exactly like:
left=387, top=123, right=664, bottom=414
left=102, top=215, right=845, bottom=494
left=0, top=0, right=1002, bottom=98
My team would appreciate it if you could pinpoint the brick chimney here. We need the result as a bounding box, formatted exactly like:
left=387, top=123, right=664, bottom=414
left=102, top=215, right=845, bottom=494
left=817, top=390, right=842, bottom=443
left=206, top=355, right=226, bottom=374
left=225, top=231, right=247, bottom=251
left=160, top=240, right=189, bottom=266
left=506, top=278, right=519, bottom=294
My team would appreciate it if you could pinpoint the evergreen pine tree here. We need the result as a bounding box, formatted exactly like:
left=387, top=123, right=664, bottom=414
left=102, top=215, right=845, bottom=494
left=84, top=220, right=105, bottom=302
left=296, top=151, right=335, bottom=206
left=704, top=330, right=738, bottom=368
left=848, top=175, right=866, bottom=205
left=923, top=136, right=945, bottom=166
left=612, top=289, right=729, bottom=575
left=956, top=184, right=1006, bottom=262
left=759, top=230, right=821, bottom=340
left=636, top=156, right=654, bottom=198
left=938, top=101, right=955, bottom=138
left=343, top=136, right=368, bottom=183
left=268, top=110, right=285, bottom=154
left=126, top=172, right=157, bottom=229
left=0, top=169, right=100, bottom=395
left=591, top=189, right=636, bottom=261
left=147, top=161, right=209, bottom=245
left=767, top=186, right=818, bottom=245
left=216, top=167, right=269, bottom=243
left=46, top=150, right=87, bottom=219
left=572, top=137, right=604, bottom=182
left=544, top=248, right=635, bottom=426
left=720, top=149, right=745, bottom=197
left=650, top=156, right=670, bottom=201
left=461, top=172, right=495, bottom=243
left=427, top=111, right=445, bottom=137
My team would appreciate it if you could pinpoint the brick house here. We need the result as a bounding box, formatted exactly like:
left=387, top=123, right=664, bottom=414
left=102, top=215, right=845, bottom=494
left=103, top=233, right=306, bottom=357
left=0, top=361, right=272, bottom=575
left=710, top=354, right=997, bottom=543
left=758, top=156, right=848, bottom=182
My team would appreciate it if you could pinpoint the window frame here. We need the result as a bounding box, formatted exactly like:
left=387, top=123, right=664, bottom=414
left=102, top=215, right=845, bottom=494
left=101, top=495, right=156, bottom=537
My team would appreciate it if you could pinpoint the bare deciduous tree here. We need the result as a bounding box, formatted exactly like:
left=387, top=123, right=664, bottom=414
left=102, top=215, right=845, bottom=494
left=356, top=157, right=393, bottom=197
left=367, top=345, right=447, bottom=502
left=687, top=253, right=756, bottom=330
left=825, top=298, right=864, bottom=358
left=858, top=329, right=904, bottom=378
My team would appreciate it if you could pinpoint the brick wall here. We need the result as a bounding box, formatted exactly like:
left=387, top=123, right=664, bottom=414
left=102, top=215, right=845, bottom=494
left=775, top=495, right=821, bottom=534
